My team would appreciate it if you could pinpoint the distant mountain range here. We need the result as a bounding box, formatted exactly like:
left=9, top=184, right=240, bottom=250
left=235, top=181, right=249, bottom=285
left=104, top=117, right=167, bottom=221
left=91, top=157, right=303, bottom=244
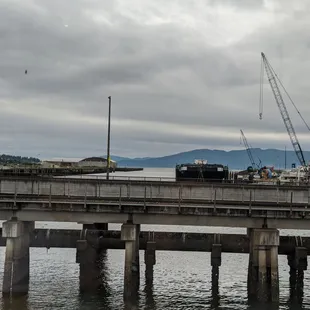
left=107, top=148, right=310, bottom=170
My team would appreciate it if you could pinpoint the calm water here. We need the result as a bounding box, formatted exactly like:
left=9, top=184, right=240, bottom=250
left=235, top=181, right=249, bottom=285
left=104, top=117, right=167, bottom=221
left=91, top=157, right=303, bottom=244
left=0, top=168, right=310, bottom=310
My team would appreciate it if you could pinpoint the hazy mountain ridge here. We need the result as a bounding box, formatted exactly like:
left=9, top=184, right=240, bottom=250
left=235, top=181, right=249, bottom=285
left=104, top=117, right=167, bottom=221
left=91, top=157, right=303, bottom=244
left=110, top=148, right=310, bottom=170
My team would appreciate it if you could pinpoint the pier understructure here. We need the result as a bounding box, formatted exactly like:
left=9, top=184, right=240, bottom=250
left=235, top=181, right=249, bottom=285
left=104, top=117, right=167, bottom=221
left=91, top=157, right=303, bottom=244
left=1, top=177, right=310, bottom=303
left=0, top=223, right=309, bottom=304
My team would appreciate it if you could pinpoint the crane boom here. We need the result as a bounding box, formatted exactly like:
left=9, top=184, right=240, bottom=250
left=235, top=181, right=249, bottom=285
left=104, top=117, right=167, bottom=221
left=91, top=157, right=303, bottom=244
left=261, top=52, right=306, bottom=167
left=240, top=129, right=257, bottom=168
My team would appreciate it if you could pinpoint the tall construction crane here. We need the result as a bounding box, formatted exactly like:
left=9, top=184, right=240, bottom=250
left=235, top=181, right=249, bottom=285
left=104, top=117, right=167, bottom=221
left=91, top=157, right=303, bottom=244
left=240, top=129, right=261, bottom=169
left=260, top=52, right=306, bottom=167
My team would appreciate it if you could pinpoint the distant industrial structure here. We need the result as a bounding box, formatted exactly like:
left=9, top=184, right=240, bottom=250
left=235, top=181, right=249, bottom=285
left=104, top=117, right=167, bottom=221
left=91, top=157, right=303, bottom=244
left=41, top=157, right=117, bottom=169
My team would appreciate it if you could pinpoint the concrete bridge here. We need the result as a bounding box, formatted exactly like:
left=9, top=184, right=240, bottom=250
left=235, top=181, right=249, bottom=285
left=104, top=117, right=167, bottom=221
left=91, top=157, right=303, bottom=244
left=0, top=176, right=309, bottom=228
left=0, top=176, right=310, bottom=303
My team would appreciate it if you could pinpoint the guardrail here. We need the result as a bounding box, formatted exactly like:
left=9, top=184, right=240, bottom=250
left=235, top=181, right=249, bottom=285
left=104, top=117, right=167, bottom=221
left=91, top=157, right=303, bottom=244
left=0, top=174, right=240, bottom=184
left=60, top=175, right=177, bottom=182
left=33, top=174, right=282, bottom=185
left=0, top=177, right=309, bottom=202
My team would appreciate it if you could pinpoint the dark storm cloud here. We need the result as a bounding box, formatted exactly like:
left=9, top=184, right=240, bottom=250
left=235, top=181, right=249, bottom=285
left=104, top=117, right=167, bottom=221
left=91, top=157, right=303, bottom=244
left=0, top=0, right=309, bottom=158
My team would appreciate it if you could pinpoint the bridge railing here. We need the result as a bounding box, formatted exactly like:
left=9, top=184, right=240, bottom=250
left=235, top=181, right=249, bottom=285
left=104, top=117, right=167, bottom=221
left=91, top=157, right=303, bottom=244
left=60, top=175, right=177, bottom=182
left=54, top=174, right=280, bottom=185
left=0, top=177, right=309, bottom=205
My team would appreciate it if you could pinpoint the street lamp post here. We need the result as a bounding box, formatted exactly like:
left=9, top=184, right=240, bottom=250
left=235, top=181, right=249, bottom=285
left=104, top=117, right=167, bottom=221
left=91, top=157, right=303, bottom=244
left=106, top=96, right=112, bottom=180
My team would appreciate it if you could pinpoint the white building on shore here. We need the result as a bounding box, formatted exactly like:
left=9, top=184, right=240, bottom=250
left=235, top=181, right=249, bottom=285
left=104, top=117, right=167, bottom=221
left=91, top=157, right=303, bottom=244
left=41, top=157, right=117, bottom=169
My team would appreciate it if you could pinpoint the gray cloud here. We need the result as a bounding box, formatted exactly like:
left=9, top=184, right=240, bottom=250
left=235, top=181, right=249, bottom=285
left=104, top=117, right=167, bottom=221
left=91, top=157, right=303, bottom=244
left=0, top=0, right=309, bottom=159
left=208, top=0, right=264, bottom=9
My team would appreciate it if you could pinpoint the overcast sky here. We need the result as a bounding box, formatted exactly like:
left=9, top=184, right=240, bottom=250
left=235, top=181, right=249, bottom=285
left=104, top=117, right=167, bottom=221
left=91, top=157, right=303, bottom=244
left=0, top=0, right=310, bottom=159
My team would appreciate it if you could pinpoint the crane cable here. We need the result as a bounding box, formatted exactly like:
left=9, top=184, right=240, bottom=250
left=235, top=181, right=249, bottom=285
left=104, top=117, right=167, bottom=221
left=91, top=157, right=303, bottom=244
left=261, top=55, right=310, bottom=132
left=259, top=57, right=264, bottom=120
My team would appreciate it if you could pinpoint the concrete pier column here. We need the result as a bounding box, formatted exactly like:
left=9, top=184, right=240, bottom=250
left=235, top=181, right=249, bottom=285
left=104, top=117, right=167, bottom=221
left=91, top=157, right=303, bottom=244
left=287, top=247, right=307, bottom=303
left=211, top=243, right=221, bottom=307
left=76, top=239, right=101, bottom=292
left=247, top=228, right=279, bottom=303
left=144, top=241, right=156, bottom=286
left=247, top=228, right=256, bottom=297
left=144, top=241, right=156, bottom=309
left=76, top=223, right=108, bottom=292
left=135, top=224, right=140, bottom=287
left=121, top=223, right=140, bottom=301
left=2, top=219, right=34, bottom=296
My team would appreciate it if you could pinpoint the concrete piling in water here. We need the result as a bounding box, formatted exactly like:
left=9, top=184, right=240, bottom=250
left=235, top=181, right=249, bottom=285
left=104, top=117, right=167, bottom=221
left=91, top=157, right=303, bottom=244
left=76, top=223, right=108, bottom=292
left=76, top=239, right=101, bottom=292
left=247, top=228, right=279, bottom=303
left=144, top=241, right=156, bottom=286
left=121, top=223, right=140, bottom=301
left=211, top=241, right=221, bottom=307
left=144, top=240, right=156, bottom=308
left=287, top=246, right=307, bottom=302
left=135, top=224, right=141, bottom=288
left=2, top=219, right=34, bottom=296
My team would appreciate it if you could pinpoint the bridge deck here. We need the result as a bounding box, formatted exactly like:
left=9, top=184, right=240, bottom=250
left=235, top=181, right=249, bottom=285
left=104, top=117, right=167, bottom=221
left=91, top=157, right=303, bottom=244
left=0, top=177, right=309, bottom=229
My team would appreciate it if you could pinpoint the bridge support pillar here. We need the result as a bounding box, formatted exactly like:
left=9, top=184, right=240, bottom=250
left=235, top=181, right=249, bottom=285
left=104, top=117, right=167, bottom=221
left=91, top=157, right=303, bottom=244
left=121, top=223, right=140, bottom=301
left=144, top=241, right=156, bottom=286
left=2, top=219, right=34, bottom=296
left=76, top=239, right=101, bottom=292
left=76, top=223, right=108, bottom=293
left=247, top=228, right=279, bottom=303
left=81, top=223, right=108, bottom=231
left=287, top=247, right=307, bottom=302
left=211, top=243, right=221, bottom=306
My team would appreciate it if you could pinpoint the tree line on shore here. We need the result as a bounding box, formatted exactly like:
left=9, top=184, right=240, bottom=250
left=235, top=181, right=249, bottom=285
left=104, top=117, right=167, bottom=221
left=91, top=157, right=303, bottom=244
left=0, top=154, right=40, bottom=165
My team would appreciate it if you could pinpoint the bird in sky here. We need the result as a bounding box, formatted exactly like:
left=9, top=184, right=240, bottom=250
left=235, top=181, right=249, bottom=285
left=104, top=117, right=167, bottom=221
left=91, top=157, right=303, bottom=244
left=25, top=70, right=27, bottom=74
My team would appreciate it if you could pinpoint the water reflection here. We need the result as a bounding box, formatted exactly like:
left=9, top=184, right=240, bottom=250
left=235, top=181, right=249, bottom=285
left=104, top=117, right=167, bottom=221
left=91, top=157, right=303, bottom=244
left=79, top=250, right=112, bottom=310
left=210, top=266, right=220, bottom=309
left=287, top=269, right=305, bottom=309
left=144, top=268, right=156, bottom=310
left=1, top=295, right=30, bottom=310
left=123, top=295, right=140, bottom=310
left=247, top=300, right=279, bottom=310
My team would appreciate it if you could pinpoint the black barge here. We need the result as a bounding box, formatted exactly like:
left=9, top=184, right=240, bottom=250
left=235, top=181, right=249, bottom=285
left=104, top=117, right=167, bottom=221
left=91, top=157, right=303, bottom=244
left=175, top=162, right=229, bottom=182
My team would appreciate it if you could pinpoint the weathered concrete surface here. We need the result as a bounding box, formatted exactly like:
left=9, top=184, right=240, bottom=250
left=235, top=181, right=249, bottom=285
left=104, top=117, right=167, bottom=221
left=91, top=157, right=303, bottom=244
left=287, top=247, right=308, bottom=303
left=0, top=176, right=310, bottom=204
left=0, top=207, right=310, bottom=230
left=76, top=239, right=102, bottom=292
left=121, top=223, right=140, bottom=301
left=1, top=176, right=310, bottom=230
left=2, top=220, right=34, bottom=295
left=1, top=229, right=310, bottom=255
left=1, top=196, right=310, bottom=229
left=211, top=243, right=221, bottom=308
left=76, top=223, right=108, bottom=292
left=248, top=229, right=280, bottom=303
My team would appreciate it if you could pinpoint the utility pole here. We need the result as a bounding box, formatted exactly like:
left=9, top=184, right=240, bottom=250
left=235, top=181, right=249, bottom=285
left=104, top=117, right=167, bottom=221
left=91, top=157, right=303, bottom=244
left=106, top=96, right=111, bottom=180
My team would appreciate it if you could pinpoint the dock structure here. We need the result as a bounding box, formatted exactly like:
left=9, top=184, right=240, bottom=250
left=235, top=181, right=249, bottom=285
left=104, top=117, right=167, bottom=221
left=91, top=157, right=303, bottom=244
left=0, top=167, right=142, bottom=177
left=1, top=176, right=310, bottom=302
